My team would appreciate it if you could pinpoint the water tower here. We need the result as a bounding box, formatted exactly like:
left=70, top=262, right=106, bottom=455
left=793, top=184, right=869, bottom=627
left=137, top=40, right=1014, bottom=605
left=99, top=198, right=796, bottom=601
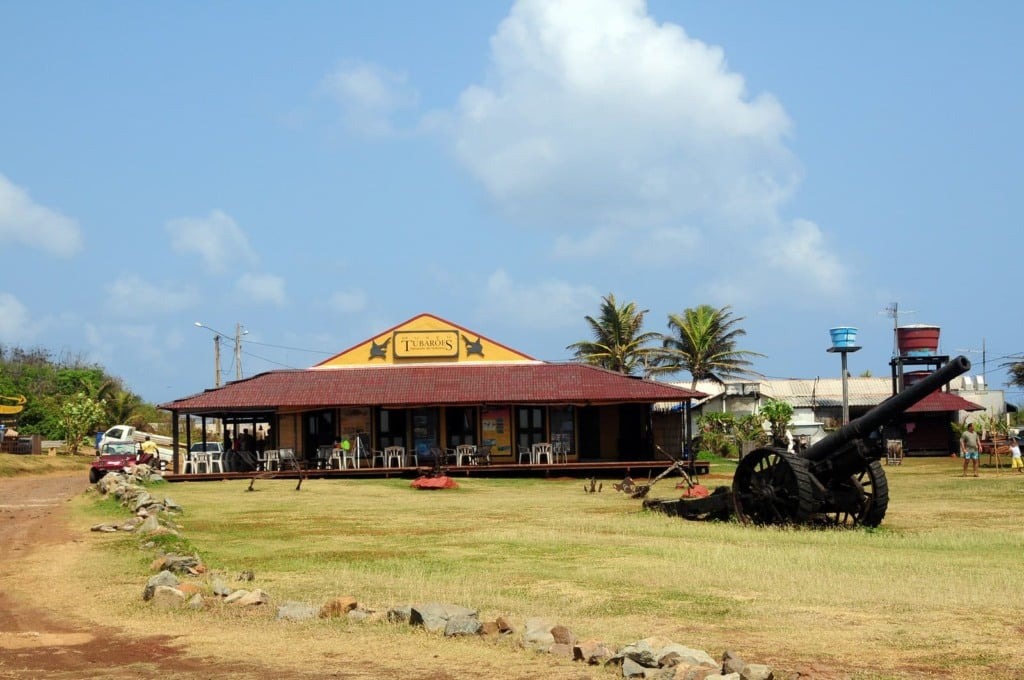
left=889, top=325, right=947, bottom=395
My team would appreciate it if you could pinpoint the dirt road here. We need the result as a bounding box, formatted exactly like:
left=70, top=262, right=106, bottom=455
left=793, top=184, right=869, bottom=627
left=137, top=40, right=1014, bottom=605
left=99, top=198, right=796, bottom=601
left=0, top=473, right=277, bottom=679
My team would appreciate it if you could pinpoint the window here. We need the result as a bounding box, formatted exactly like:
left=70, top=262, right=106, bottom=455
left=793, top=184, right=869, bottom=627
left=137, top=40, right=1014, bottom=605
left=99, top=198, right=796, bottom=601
left=411, top=407, right=439, bottom=456
left=377, top=409, right=407, bottom=448
left=516, top=406, right=546, bottom=450
left=446, top=406, right=477, bottom=447
left=549, top=406, right=574, bottom=455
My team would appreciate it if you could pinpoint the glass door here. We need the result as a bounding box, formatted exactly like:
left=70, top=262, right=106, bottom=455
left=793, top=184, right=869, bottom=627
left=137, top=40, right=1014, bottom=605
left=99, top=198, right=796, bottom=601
left=411, top=407, right=439, bottom=459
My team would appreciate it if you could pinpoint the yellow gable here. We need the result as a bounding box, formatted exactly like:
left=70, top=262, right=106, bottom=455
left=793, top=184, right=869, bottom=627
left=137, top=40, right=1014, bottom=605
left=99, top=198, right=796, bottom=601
left=315, top=314, right=536, bottom=367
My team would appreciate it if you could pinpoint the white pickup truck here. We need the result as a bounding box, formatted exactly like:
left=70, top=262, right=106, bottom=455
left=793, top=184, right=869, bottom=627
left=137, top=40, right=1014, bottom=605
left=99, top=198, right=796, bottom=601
left=97, top=425, right=173, bottom=468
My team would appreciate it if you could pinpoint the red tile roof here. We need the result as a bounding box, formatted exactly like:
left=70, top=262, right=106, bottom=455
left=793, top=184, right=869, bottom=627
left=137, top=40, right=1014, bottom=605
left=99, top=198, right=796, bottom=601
left=905, top=391, right=984, bottom=413
left=160, top=363, right=706, bottom=413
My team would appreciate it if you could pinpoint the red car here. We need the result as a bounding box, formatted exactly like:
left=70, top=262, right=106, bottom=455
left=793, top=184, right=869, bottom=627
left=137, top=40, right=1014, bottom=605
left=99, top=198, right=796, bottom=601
left=89, top=442, right=158, bottom=483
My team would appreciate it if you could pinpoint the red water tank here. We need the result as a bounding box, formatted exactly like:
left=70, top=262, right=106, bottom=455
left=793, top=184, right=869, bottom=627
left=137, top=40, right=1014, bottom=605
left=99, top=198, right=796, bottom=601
left=903, top=370, right=931, bottom=386
left=897, top=325, right=940, bottom=356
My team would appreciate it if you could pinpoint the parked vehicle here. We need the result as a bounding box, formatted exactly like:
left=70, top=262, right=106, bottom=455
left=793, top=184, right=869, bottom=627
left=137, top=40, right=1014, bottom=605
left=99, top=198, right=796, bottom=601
left=97, top=424, right=173, bottom=468
left=89, top=441, right=157, bottom=483
left=188, top=441, right=225, bottom=455
left=97, top=425, right=137, bottom=449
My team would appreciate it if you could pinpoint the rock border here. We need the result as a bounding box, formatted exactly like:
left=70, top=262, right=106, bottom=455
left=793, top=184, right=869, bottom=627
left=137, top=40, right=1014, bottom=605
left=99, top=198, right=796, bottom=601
left=92, top=470, right=816, bottom=680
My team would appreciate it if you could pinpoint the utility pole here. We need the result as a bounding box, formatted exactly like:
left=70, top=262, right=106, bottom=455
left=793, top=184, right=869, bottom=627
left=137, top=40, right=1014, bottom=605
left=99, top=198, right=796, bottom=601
left=213, top=334, right=222, bottom=387
left=234, top=322, right=244, bottom=380
left=196, top=321, right=245, bottom=385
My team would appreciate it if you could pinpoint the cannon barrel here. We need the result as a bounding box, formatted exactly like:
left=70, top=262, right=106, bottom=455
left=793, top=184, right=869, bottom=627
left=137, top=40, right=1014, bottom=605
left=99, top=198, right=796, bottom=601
left=802, top=355, right=971, bottom=463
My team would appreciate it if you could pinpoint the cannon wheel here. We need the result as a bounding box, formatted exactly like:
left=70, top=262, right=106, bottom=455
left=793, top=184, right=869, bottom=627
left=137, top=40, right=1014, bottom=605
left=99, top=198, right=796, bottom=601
left=820, top=460, right=889, bottom=527
left=732, top=448, right=815, bottom=525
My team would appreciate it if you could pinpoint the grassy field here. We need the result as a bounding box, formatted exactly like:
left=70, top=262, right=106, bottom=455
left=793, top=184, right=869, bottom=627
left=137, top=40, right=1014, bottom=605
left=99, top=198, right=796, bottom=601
left=17, top=456, right=1024, bottom=679
left=0, top=451, right=91, bottom=477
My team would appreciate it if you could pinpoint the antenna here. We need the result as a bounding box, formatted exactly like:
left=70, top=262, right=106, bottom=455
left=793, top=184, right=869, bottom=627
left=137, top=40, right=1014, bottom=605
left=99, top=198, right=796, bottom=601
left=879, top=302, right=915, bottom=357
left=955, top=337, right=986, bottom=378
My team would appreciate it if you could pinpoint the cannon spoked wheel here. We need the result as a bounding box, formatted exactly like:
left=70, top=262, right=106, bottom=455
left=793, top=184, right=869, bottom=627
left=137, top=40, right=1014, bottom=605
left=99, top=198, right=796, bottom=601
left=732, top=448, right=815, bottom=525
left=819, top=460, right=889, bottom=528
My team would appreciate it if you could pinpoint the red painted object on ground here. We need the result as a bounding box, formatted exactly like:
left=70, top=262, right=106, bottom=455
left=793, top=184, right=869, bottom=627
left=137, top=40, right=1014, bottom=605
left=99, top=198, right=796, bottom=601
left=411, top=476, right=459, bottom=490
left=677, top=483, right=710, bottom=498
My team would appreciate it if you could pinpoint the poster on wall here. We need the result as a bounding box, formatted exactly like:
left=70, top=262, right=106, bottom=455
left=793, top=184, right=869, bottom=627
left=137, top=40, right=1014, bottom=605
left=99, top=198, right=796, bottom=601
left=481, top=406, right=512, bottom=460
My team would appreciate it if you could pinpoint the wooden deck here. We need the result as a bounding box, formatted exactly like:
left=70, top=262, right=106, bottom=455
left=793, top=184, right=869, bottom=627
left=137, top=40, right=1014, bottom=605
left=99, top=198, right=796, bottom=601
left=163, top=458, right=711, bottom=483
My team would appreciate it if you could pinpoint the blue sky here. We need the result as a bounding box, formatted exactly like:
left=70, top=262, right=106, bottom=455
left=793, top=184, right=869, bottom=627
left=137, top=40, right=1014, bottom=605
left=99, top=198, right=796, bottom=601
left=2, top=1, right=1021, bottom=405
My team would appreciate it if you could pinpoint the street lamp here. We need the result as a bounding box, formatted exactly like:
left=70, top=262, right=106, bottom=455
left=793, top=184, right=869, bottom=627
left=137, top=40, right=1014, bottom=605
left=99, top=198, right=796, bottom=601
left=194, top=322, right=249, bottom=385
left=194, top=322, right=223, bottom=387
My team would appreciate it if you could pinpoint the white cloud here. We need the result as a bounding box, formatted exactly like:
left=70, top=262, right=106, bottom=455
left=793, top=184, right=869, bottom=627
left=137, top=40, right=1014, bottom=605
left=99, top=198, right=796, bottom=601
left=320, top=61, right=418, bottom=137
left=105, top=276, right=199, bottom=315
left=553, top=225, right=701, bottom=264
left=84, top=320, right=179, bottom=366
left=327, top=289, right=368, bottom=314
left=761, top=218, right=846, bottom=295
left=444, top=0, right=845, bottom=298
left=477, top=269, right=598, bottom=329
left=0, top=173, right=83, bottom=257
left=452, top=0, right=795, bottom=230
left=236, top=273, right=287, bottom=306
left=0, top=292, right=33, bottom=342
left=166, top=210, right=258, bottom=274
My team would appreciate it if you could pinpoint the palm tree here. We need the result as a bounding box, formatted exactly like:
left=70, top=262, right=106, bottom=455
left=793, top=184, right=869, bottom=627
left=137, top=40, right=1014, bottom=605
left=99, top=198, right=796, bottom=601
left=103, top=388, right=146, bottom=428
left=1004, top=359, right=1024, bottom=391
left=648, top=304, right=764, bottom=389
left=567, top=293, right=659, bottom=375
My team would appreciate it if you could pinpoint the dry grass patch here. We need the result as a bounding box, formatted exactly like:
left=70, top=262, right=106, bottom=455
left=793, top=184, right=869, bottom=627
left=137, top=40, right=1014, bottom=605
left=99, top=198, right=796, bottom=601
left=0, top=451, right=90, bottom=477
left=30, top=459, right=1024, bottom=678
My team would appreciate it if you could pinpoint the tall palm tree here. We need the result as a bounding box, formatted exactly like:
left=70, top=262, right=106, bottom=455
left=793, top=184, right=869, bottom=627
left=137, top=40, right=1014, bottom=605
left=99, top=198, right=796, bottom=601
left=103, top=388, right=146, bottom=428
left=1004, top=360, right=1024, bottom=392
left=648, top=304, right=764, bottom=388
left=567, top=293, right=659, bottom=375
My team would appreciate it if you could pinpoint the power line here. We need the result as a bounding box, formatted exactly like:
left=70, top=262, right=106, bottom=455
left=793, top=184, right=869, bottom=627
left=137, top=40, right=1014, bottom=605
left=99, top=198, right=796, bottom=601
left=243, top=339, right=334, bottom=355
left=240, top=349, right=302, bottom=370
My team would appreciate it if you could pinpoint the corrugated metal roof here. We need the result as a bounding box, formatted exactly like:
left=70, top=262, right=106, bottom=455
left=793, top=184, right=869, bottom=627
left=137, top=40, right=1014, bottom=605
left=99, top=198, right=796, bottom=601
left=653, top=377, right=984, bottom=413
left=654, top=380, right=725, bottom=412
left=160, top=363, right=707, bottom=413
left=761, top=378, right=892, bottom=408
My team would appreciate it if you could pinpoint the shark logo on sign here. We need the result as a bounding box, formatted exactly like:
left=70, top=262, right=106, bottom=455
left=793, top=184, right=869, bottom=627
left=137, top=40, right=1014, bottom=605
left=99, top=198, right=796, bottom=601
left=463, top=335, right=484, bottom=357
left=369, top=337, right=390, bottom=360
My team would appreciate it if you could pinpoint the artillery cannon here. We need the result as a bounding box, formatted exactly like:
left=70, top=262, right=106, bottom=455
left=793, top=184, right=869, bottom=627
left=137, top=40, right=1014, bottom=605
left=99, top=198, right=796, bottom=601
left=731, top=355, right=971, bottom=527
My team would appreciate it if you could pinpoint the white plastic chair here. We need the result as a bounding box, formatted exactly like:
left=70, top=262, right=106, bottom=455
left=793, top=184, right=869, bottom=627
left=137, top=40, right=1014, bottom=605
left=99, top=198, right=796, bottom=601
left=263, top=449, right=279, bottom=471
left=518, top=445, right=534, bottom=464
left=278, top=448, right=296, bottom=470
left=326, top=448, right=342, bottom=469
left=192, top=451, right=210, bottom=473
left=456, top=444, right=476, bottom=466
left=385, top=446, right=405, bottom=467
left=532, top=442, right=553, bottom=464
left=341, top=446, right=358, bottom=469
left=552, top=440, right=568, bottom=463
left=208, top=450, right=224, bottom=473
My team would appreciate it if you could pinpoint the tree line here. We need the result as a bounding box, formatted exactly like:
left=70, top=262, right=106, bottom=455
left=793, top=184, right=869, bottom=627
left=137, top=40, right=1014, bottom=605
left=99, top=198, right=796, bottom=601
left=0, top=345, right=162, bottom=440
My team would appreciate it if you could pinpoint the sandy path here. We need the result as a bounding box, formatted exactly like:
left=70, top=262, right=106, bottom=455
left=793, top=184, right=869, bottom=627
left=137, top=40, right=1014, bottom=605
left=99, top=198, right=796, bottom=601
left=0, top=473, right=279, bottom=679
